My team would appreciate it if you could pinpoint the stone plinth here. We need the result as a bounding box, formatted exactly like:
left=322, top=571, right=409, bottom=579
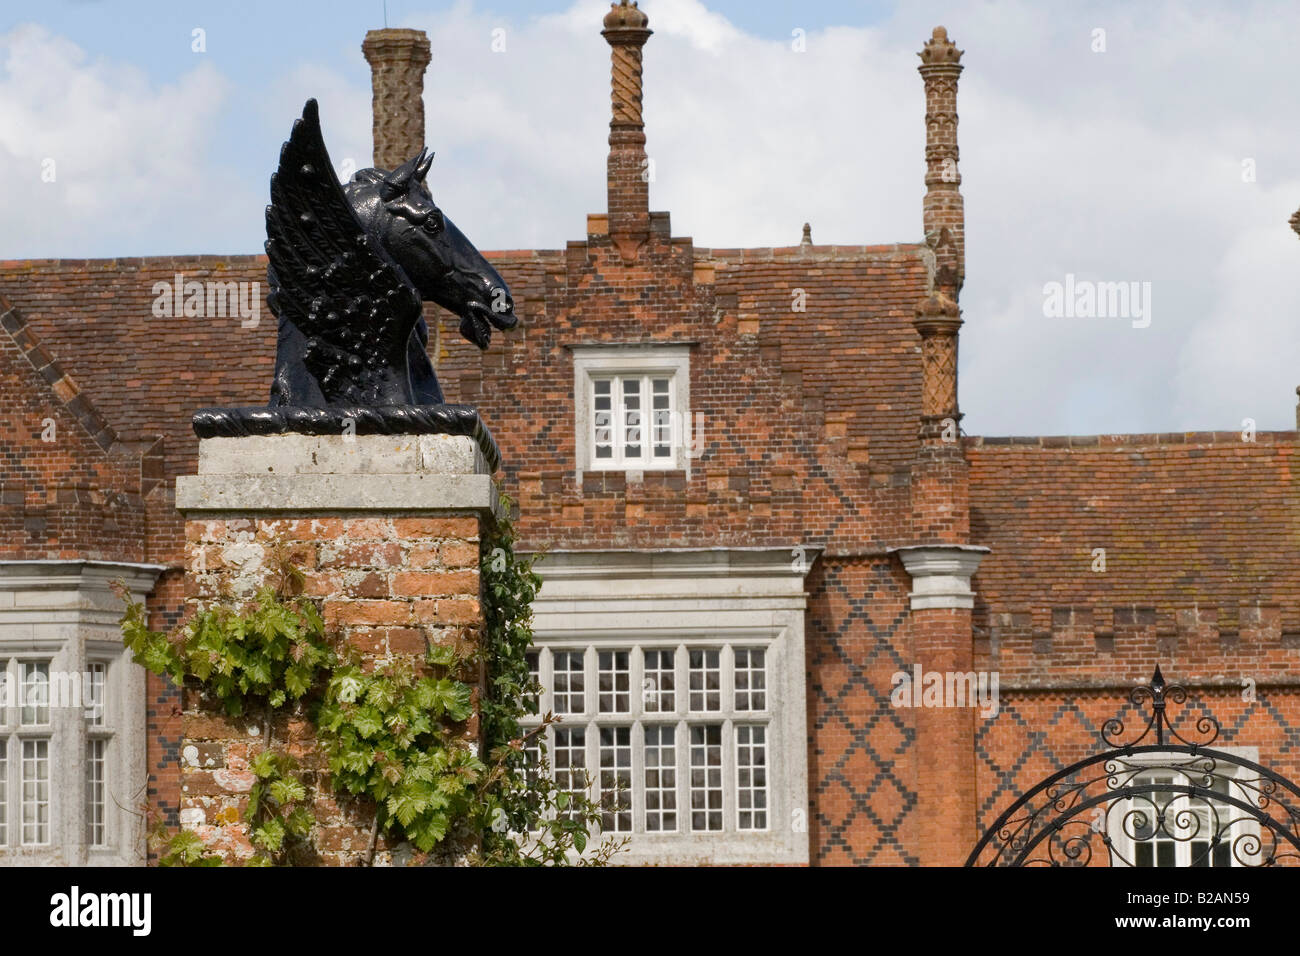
left=174, top=431, right=499, bottom=865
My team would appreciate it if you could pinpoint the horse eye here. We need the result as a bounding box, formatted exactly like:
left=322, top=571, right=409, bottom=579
left=424, top=210, right=445, bottom=234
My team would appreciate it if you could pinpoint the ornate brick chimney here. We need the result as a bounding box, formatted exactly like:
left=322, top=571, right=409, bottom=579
left=914, top=228, right=963, bottom=444
left=918, top=26, right=965, bottom=290
left=362, top=29, right=432, bottom=172
left=602, top=1, right=652, bottom=261
left=900, top=43, right=983, bottom=864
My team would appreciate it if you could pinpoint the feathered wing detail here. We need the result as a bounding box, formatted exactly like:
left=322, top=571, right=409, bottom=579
left=265, top=99, right=421, bottom=406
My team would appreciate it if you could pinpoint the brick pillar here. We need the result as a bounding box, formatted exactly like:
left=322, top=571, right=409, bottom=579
left=893, top=546, right=987, bottom=866
left=918, top=26, right=965, bottom=289
left=362, top=29, right=432, bottom=172
left=175, top=431, right=499, bottom=865
left=602, top=1, right=652, bottom=261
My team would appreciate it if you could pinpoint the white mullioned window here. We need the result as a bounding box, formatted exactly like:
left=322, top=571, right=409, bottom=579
left=688, top=649, right=721, bottom=712
left=552, top=727, right=587, bottom=820
left=526, top=549, right=812, bottom=865
left=86, top=738, right=107, bottom=848
left=1, top=658, right=53, bottom=848
left=524, top=640, right=774, bottom=846
left=642, top=649, right=675, bottom=713
left=598, top=727, right=633, bottom=833
left=85, top=660, right=110, bottom=849
left=689, top=723, right=724, bottom=831
left=642, top=725, right=677, bottom=832
left=0, top=656, right=118, bottom=853
left=552, top=651, right=585, bottom=716
left=733, top=648, right=766, bottom=712
left=591, top=374, right=674, bottom=468
left=598, top=650, right=630, bottom=714
left=735, top=724, right=768, bottom=831
left=21, top=739, right=49, bottom=846
left=0, top=561, right=161, bottom=865
left=572, top=345, right=692, bottom=477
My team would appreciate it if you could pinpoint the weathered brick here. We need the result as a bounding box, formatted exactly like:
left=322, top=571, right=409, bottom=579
left=391, top=570, right=479, bottom=597
left=324, top=600, right=412, bottom=627
left=392, top=516, right=480, bottom=538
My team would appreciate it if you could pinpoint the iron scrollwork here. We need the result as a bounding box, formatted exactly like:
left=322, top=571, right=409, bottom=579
left=967, top=667, right=1300, bottom=867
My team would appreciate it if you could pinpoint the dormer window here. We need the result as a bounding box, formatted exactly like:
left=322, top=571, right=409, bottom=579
left=573, top=345, right=691, bottom=476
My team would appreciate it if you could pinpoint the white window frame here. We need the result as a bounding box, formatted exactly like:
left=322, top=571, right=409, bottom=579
left=528, top=638, right=774, bottom=838
left=572, top=345, right=691, bottom=480
left=0, top=561, right=161, bottom=866
left=523, top=548, right=813, bottom=865
left=1106, top=746, right=1262, bottom=868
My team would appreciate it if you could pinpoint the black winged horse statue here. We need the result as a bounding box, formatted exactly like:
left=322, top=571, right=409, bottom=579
left=193, top=99, right=516, bottom=440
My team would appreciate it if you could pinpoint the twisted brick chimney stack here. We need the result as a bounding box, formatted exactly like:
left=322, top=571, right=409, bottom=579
left=918, top=26, right=965, bottom=290
left=362, top=29, right=432, bottom=172
left=602, top=1, right=653, bottom=260
left=914, top=228, right=963, bottom=443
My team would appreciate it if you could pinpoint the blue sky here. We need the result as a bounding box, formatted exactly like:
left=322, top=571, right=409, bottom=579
left=1, top=0, right=1298, bottom=437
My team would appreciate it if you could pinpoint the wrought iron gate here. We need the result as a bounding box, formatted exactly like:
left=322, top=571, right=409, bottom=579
left=966, top=667, right=1300, bottom=866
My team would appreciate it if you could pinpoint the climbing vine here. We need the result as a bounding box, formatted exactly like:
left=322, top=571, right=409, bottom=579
left=118, top=493, right=624, bottom=866
left=470, top=494, right=628, bottom=865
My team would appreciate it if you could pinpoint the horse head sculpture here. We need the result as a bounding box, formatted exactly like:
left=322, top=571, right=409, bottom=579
left=266, top=99, right=516, bottom=408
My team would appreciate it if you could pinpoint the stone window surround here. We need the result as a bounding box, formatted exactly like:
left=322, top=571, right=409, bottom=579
left=523, top=547, right=814, bottom=865
left=571, top=343, right=692, bottom=483
left=1105, top=746, right=1261, bottom=868
left=0, top=560, right=163, bottom=866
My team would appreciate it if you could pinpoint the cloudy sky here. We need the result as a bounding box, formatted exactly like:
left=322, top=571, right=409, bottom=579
left=1, top=0, right=1297, bottom=437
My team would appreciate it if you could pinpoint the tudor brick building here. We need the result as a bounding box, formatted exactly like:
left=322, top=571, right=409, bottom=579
left=1, top=2, right=1298, bottom=866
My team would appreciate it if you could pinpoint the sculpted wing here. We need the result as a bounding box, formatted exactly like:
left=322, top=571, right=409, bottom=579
left=265, top=99, right=420, bottom=406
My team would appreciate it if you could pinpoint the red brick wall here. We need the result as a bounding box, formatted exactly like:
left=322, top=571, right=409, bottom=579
left=806, top=557, right=920, bottom=865
left=179, top=514, right=486, bottom=865
left=0, top=299, right=147, bottom=560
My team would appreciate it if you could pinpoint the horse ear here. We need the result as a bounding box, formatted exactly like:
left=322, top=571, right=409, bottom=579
left=381, top=153, right=420, bottom=199
left=415, top=149, right=434, bottom=180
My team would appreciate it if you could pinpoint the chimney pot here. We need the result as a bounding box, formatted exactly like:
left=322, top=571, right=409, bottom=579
left=604, top=0, right=650, bottom=31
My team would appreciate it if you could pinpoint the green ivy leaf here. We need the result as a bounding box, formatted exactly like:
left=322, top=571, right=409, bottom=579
left=250, top=750, right=279, bottom=779
left=270, top=778, right=306, bottom=805
left=352, top=706, right=384, bottom=739
left=252, top=817, right=286, bottom=853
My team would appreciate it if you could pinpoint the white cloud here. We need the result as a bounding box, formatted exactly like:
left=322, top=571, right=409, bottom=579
left=0, top=23, right=246, bottom=256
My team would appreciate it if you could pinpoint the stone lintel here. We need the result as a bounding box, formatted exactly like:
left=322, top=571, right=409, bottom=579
left=891, top=543, right=989, bottom=611
left=197, top=433, right=489, bottom=476
left=177, top=473, right=498, bottom=517
left=177, top=434, right=500, bottom=518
